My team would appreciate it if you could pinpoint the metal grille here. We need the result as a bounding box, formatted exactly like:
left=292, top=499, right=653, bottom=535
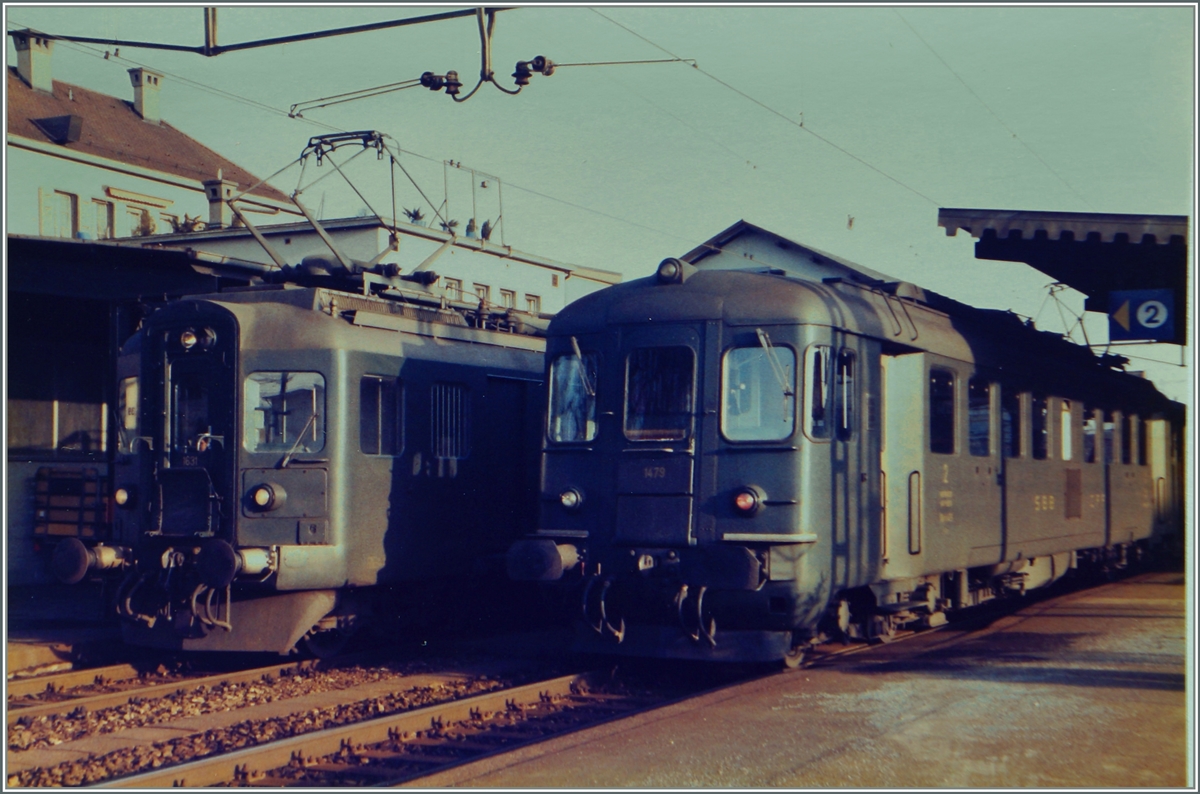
left=329, top=292, right=468, bottom=327
left=34, top=467, right=105, bottom=538
left=431, top=383, right=469, bottom=460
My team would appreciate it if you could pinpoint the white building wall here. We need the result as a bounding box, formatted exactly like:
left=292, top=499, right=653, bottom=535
left=6, top=141, right=289, bottom=239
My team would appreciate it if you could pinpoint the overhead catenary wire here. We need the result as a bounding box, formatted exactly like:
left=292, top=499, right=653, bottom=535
left=9, top=14, right=951, bottom=285
left=596, top=67, right=760, bottom=169
left=892, top=11, right=1094, bottom=210
left=289, top=80, right=423, bottom=117
left=17, top=9, right=1124, bottom=328
left=589, top=8, right=942, bottom=207
left=4, top=15, right=811, bottom=254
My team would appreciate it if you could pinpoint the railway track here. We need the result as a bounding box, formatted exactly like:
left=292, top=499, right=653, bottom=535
left=6, top=651, right=571, bottom=788
left=7, top=657, right=344, bottom=727
left=97, top=671, right=628, bottom=787
left=8, top=663, right=146, bottom=701
left=102, top=634, right=938, bottom=788
left=7, top=570, right=1149, bottom=788
left=4, top=618, right=960, bottom=788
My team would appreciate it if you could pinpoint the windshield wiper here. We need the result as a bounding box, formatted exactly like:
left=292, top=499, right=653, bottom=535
left=570, top=336, right=596, bottom=397
left=756, top=328, right=795, bottom=398
left=280, top=412, right=318, bottom=468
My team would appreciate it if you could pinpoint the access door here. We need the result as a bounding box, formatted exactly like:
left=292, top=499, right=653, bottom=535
left=613, top=325, right=703, bottom=547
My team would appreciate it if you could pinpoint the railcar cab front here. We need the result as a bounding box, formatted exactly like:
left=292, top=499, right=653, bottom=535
left=510, top=261, right=866, bottom=662
left=105, top=301, right=251, bottom=634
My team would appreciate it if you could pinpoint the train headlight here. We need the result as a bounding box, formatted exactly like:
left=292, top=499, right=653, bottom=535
left=656, top=257, right=694, bottom=285
left=113, top=486, right=135, bottom=508
left=733, top=487, right=762, bottom=517
left=179, top=327, right=217, bottom=351
left=559, top=487, right=584, bottom=511
left=249, top=483, right=286, bottom=511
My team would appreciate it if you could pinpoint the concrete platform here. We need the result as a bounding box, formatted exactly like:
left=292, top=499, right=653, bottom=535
left=409, top=572, right=1191, bottom=788
left=7, top=583, right=122, bottom=674
left=6, top=627, right=123, bottom=675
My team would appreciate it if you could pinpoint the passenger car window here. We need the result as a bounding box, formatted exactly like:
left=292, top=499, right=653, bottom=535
left=1060, top=399, right=1073, bottom=461
left=1138, top=417, right=1148, bottom=465
left=549, top=351, right=598, bottom=443
left=1120, top=413, right=1132, bottom=464
left=244, top=371, right=325, bottom=453
left=1031, top=394, right=1049, bottom=460
left=805, top=345, right=832, bottom=440
left=721, top=345, right=795, bottom=442
left=929, top=369, right=955, bottom=454
left=361, top=376, right=403, bottom=456
left=968, top=377, right=990, bottom=457
left=1103, top=411, right=1115, bottom=463
left=1001, top=389, right=1022, bottom=458
left=1083, top=404, right=1098, bottom=463
left=624, top=346, right=693, bottom=441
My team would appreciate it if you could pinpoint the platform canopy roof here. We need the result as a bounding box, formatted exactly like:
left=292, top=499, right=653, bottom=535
left=937, top=208, right=1189, bottom=344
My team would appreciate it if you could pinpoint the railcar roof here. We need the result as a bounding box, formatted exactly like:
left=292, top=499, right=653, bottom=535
left=151, top=285, right=547, bottom=353
left=551, top=268, right=1175, bottom=412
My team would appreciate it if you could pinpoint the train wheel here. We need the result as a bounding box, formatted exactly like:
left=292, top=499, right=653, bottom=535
left=868, top=615, right=896, bottom=644
left=782, top=644, right=807, bottom=670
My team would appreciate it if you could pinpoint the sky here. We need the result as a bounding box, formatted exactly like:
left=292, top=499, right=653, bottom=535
left=4, top=4, right=1195, bottom=401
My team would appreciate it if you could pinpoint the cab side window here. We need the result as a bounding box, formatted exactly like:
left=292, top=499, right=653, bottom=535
left=805, top=345, right=832, bottom=440
left=836, top=350, right=856, bottom=441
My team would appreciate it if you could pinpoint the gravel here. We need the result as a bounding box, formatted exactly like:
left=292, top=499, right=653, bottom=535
left=8, top=670, right=508, bottom=787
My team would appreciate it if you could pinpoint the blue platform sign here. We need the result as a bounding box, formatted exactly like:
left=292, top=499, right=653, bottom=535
left=1109, top=289, right=1175, bottom=342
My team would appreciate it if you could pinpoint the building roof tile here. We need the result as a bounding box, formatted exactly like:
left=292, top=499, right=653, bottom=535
left=7, top=67, right=288, bottom=203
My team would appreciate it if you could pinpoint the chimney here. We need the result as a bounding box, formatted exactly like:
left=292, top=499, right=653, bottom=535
left=128, top=67, right=163, bottom=123
left=13, top=30, right=54, bottom=93
left=202, top=174, right=236, bottom=229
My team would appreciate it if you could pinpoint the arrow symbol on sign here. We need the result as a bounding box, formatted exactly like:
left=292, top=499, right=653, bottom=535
left=1111, top=300, right=1131, bottom=332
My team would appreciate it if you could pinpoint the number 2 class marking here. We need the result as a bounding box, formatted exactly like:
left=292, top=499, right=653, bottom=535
left=1136, top=300, right=1168, bottom=329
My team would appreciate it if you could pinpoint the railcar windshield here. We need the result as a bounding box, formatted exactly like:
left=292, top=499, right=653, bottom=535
left=117, top=376, right=139, bottom=454
left=548, top=351, right=598, bottom=443
left=721, top=346, right=795, bottom=441
left=171, top=373, right=212, bottom=455
left=624, top=346, right=694, bottom=441
left=243, top=371, right=325, bottom=453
